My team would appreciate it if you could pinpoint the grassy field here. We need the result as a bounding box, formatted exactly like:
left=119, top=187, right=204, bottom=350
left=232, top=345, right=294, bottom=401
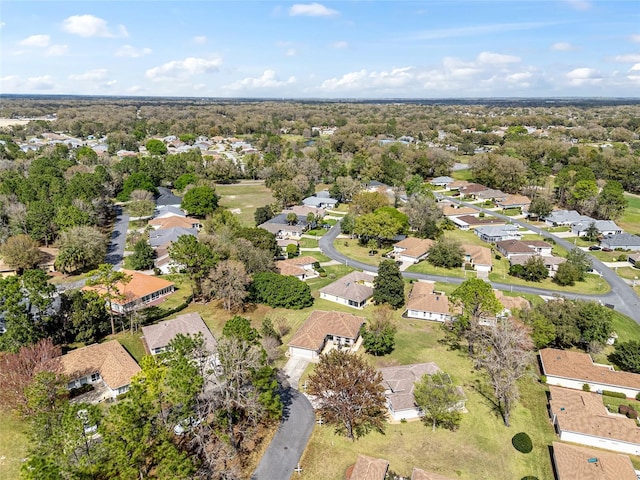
left=619, top=194, right=640, bottom=235
left=0, top=412, right=29, bottom=480
left=406, top=261, right=471, bottom=279
left=216, top=182, right=275, bottom=226
left=334, top=239, right=392, bottom=266
left=298, top=317, right=557, bottom=480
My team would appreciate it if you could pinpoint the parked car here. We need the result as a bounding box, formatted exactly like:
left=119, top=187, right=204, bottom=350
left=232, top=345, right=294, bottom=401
left=588, top=245, right=601, bottom=251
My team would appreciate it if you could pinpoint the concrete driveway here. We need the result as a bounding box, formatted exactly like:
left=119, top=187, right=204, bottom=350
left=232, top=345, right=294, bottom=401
left=105, top=206, right=129, bottom=270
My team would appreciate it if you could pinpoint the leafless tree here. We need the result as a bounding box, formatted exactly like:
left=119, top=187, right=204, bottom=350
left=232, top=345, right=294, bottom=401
left=471, top=318, right=534, bottom=427
left=203, top=259, right=251, bottom=311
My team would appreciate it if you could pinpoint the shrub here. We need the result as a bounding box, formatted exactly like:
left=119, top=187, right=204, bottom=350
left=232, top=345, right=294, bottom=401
left=512, top=432, right=533, bottom=454
left=521, top=477, right=539, bottom=480
left=618, top=254, right=628, bottom=262
left=602, top=390, right=627, bottom=399
left=495, top=254, right=502, bottom=260
left=582, top=383, right=591, bottom=392
left=539, top=375, right=547, bottom=384
left=619, top=405, right=630, bottom=415
left=628, top=409, right=638, bottom=419
left=636, top=392, right=640, bottom=401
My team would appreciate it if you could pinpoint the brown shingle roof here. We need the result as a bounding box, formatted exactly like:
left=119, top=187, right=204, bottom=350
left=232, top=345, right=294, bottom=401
left=496, top=239, right=535, bottom=255
left=540, top=348, right=640, bottom=390
left=61, top=340, right=141, bottom=390
left=454, top=215, right=505, bottom=226
left=549, top=386, right=640, bottom=445
left=493, top=290, right=530, bottom=313
left=552, top=442, right=636, bottom=480
left=497, top=194, right=531, bottom=207
left=319, top=271, right=375, bottom=303
left=288, top=310, right=365, bottom=352
left=463, top=244, right=492, bottom=266
left=83, top=270, right=175, bottom=305
left=141, top=312, right=217, bottom=353
left=379, top=363, right=441, bottom=411
left=349, top=455, right=389, bottom=480
left=395, top=237, right=435, bottom=258
left=411, top=468, right=456, bottom=480
left=148, top=216, right=200, bottom=230
left=440, top=205, right=478, bottom=217
left=406, top=282, right=452, bottom=315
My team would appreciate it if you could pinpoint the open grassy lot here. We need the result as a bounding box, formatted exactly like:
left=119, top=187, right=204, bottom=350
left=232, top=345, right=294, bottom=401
left=614, top=266, right=640, bottom=280
left=298, top=318, right=557, bottom=480
left=451, top=169, right=474, bottom=181
left=619, top=194, right=640, bottom=235
left=0, top=412, right=29, bottom=480
left=216, top=182, right=274, bottom=226
left=334, top=239, right=392, bottom=266
left=406, top=261, right=472, bottom=279
left=298, top=237, right=319, bottom=248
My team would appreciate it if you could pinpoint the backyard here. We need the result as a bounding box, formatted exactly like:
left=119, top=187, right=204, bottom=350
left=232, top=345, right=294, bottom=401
left=216, top=181, right=275, bottom=226
left=618, top=194, right=640, bottom=235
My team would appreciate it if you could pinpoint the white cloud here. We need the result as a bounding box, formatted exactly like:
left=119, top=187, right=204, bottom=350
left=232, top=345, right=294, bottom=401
left=564, top=0, right=591, bottom=10
left=62, top=15, right=128, bottom=38
left=631, top=63, right=640, bottom=72
left=566, top=67, right=602, bottom=86
left=127, top=85, right=145, bottom=94
left=146, top=56, right=222, bottom=81
left=331, top=41, right=348, bottom=49
left=20, top=34, right=50, bottom=47
left=0, top=22, right=5, bottom=29
left=289, top=3, right=338, bottom=17
left=24, top=76, right=55, bottom=91
left=412, top=21, right=559, bottom=41
left=115, top=45, right=152, bottom=58
left=612, top=54, right=640, bottom=63
left=285, top=48, right=297, bottom=57
left=505, top=71, right=533, bottom=87
left=225, top=70, right=296, bottom=90
left=476, top=51, right=520, bottom=65
left=44, top=45, right=68, bottom=56
left=69, top=69, right=108, bottom=81
left=193, top=36, right=207, bottom=45
left=551, top=42, right=576, bottom=51
left=321, top=67, right=417, bottom=91
left=631, top=34, right=640, bottom=43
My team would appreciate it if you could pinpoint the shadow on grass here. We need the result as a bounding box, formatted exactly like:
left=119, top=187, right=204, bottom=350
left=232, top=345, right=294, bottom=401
left=470, top=377, right=504, bottom=423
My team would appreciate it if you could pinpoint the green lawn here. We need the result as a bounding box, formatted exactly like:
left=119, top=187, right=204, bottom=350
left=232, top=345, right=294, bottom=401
left=406, top=261, right=470, bottom=279
left=299, top=319, right=556, bottom=480
left=299, top=237, right=319, bottom=248
left=451, top=169, right=474, bottom=181
left=611, top=310, right=640, bottom=345
left=619, top=194, right=640, bottom=235
left=0, top=412, right=29, bottom=480
left=115, top=331, right=147, bottom=363
left=614, top=266, right=640, bottom=281
left=216, top=182, right=275, bottom=226
left=334, top=239, right=391, bottom=266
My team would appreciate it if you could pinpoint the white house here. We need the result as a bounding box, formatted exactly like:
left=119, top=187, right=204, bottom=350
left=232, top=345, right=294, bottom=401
left=543, top=210, right=590, bottom=227
left=393, top=237, right=434, bottom=264
left=475, top=224, right=521, bottom=243
left=601, top=233, right=640, bottom=251
left=548, top=386, right=640, bottom=456
left=551, top=442, right=637, bottom=480
left=319, top=271, right=376, bottom=309
left=571, top=219, right=622, bottom=237
left=61, top=340, right=141, bottom=401
left=379, top=363, right=465, bottom=422
left=275, top=256, right=318, bottom=280
left=429, top=176, right=454, bottom=189
left=404, top=282, right=455, bottom=322
left=540, top=348, right=640, bottom=399
left=288, top=310, right=365, bottom=361
left=141, top=312, right=217, bottom=356
left=462, top=244, right=493, bottom=273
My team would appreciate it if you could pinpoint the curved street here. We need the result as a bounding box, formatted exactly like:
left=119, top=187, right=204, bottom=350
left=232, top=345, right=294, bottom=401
left=318, top=211, right=640, bottom=324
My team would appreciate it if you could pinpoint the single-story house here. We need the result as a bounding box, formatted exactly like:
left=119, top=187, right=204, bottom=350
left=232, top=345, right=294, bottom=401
left=447, top=180, right=469, bottom=191
left=475, top=224, right=521, bottom=243
left=509, top=254, right=565, bottom=277
left=319, top=271, right=376, bottom=309
left=450, top=215, right=506, bottom=231
left=496, top=239, right=536, bottom=259
left=348, top=455, right=389, bottom=480
left=149, top=227, right=198, bottom=248
left=148, top=216, right=201, bottom=230
left=288, top=310, right=365, bottom=361
left=462, top=245, right=493, bottom=273
left=411, top=468, right=456, bottom=480
left=83, top=270, right=175, bottom=314
left=281, top=205, right=326, bottom=219
left=551, top=441, right=637, bottom=480
left=459, top=183, right=489, bottom=197
left=155, top=187, right=182, bottom=208
left=302, top=194, right=338, bottom=209
left=141, top=312, right=217, bottom=356
left=154, top=205, right=186, bottom=219
left=474, top=188, right=507, bottom=202
left=429, top=176, right=454, bottom=189
left=275, top=256, right=318, bottom=280
left=522, top=240, right=553, bottom=256
left=628, top=252, right=640, bottom=266
left=0, top=247, right=58, bottom=278
left=405, top=281, right=454, bottom=322
left=495, top=194, right=531, bottom=211
left=276, top=238, right=299, bottom=255
left=543, top=210, right=591, bottom=227
left=601, top=233, right=640, bottom=251
left=439, top=204, right=478, bottom=217
left=571, top=220, right=622, bottom=238
left=540, top=348, right=640, bottom=399
left=259, top=213, right=309, bottom=240
left=393, top=237, right=434, bottom=263
left=379, top=362, right=465, bottom=422
left=62, top=340, right=141, bottom=400
left=548, top=385, right=640, bottom=455
left=366, top=180, right=393, bottom=195
left=493, top=290, right=530, bottom=317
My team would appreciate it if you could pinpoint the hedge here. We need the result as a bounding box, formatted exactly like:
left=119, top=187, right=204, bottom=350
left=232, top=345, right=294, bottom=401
left=602, top=390, right=627, bottom=399
left=512, top=432, right=533, bottom=454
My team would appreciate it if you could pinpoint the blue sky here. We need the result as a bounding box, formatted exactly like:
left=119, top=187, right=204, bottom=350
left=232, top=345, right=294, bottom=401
left=1, top=1, right=639, bottom=98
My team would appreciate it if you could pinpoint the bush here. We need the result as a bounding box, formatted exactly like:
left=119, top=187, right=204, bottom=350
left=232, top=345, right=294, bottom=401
left=495, top=254, right=502, bottom=260
left=521, top=477, right=539, bottom=480
left=602, top=390, right=627, bottom=399
left=539, top=375, right=547, bottom=384
left=619, top=404, right=630, bottom=415
left=582, top=383, right=591, bottom=392
left=635, top=392, right=640, bottom=401
left=627, top=408, right=638, bottom=419
left=251, top=272, right=314, bottom=309
left=512, top=432, right=533, bottom=454
left=618, top=254, right=628, bottom=262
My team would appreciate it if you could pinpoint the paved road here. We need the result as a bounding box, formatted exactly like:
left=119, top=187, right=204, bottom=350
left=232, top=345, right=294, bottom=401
left=105, top=206, right=129, bottom=270
left=318, top=217, right=640, bottom=324
left=251, top=387, right=315, bottom=480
